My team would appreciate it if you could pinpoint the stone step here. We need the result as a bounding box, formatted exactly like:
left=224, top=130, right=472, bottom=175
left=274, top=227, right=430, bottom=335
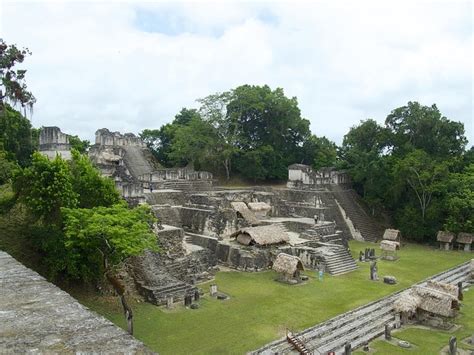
left=307, top=305, right=393, bottom=350
left=322, top=313, right=395, bottom=354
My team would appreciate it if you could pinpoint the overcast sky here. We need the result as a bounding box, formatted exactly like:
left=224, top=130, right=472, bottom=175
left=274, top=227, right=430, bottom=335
left=1, top=0, right=472, bottom=145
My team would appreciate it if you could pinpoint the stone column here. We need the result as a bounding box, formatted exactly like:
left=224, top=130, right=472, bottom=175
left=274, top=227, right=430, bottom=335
left=210, top=284, right=217, bottom=296
left=184, top=295, right=193, bottom=307
left=166, top=296, right=173, bottom=309
left=384, top=324, right=392, bottom=340
left=344, top=342, right=351, bottom=355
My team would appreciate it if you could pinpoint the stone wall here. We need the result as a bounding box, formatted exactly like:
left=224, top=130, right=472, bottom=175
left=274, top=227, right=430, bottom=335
left=0, top=251, right=152, bottom=354
left=39, top=126, right=72, bottom=160
left=95, top=128, right=145, bottom=147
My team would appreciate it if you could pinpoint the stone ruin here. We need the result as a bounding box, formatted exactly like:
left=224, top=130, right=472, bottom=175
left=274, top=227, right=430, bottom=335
left=89, top=128, right=213, bottom=205
left=38, top=127, right=383, bottom=307
left=38, top=126, right=72, bottom=160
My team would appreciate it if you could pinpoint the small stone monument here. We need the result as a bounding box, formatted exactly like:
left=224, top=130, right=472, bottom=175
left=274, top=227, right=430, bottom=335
left=359, top=251, right=364, bottom=262
left=166, top=296, right=173, bottom=309
left=449, top=336, right=457, bottom=355
left=457, top=281, right=463, bottom=301
left=210, top=284, right=217, bottom=296
left=194, top=289, right=200, bottom=301
left=344, top=342, right=351, bottom=355
left=384, top=324, right=392, bottom=340
left=364, top=248, right=369, bottom=260
left=184, top=294, right=193, bottom=307
left=370, top=261, right=378, bottom=281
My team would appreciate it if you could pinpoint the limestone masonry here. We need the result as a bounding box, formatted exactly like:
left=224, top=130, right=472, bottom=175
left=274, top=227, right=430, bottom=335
left=0, top=251, right=152, bottom=354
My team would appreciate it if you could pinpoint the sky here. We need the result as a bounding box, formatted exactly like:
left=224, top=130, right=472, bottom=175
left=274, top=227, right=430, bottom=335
left=1, top=0, right=472, bottom=145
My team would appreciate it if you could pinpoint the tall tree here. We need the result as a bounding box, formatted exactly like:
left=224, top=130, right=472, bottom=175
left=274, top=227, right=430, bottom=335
left=62, top=203, right=158, bottom=334
left=385, top=101, right=466, bottom=158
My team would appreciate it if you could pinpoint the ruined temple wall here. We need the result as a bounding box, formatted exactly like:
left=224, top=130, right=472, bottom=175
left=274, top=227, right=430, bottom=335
left=39, top=127, right=72, bottom=160
left=95, top=128, right=145, bottom=147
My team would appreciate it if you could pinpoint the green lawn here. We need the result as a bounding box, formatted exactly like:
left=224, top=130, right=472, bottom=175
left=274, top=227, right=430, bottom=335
left=75, top=241, right=473, bottom=355
left=355, top=287, right=474, bottom=354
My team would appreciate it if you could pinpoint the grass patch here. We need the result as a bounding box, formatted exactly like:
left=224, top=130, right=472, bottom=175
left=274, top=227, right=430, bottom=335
left=356, top=287, right=474, bottom=354
left=73, top=241, right=472, bottom=355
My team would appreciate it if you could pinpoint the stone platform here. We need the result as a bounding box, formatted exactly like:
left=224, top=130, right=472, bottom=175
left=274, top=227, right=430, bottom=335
left=0, top=251, right=152, bottom=354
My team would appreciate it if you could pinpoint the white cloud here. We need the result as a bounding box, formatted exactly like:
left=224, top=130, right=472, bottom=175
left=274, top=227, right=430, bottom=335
left=1, top=0, right=472, bottom=145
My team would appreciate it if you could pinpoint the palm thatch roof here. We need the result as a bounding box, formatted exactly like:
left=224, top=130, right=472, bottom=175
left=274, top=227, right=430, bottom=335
left=412, top=285, right=458, bottom=317
left=457, top=233, right=473, bottom=244
left=231, top=202, right=260, bottom=225
left=231, top=225, right=289, bottom=246
left=425, top=280, right=458, bottom=297
left=395, top=282, right=458, bottom=317
left=380, top=240, right=400, bottom=251
left=383, top=229, right=401, bottom=241
left=248, top=202, right=271, bottom=212
left=394, top=291, right=421, bottom=313
left=272, top=253, right=304, bottom=276
left=437, top=231, right=455, bottom=243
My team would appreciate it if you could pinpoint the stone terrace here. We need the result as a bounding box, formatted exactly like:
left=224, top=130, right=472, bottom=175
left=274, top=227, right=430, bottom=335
left=0, top=251, right=152, bottom=354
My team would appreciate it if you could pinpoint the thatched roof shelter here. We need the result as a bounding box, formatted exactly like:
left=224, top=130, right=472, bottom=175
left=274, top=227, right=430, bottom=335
left=394, top=291, right=421, bottom=313
left=380, top=240, right=400, bottom=252
left=457, top=233, right=473, bottom=245
left=272, top=253, right=304, bottom=277
left=437, top=231, right=455, bottom=243
left=231, top=202, right=260, bottom=225
left=395, top=282, right=459, bottom=317
left=231, top=225, right=289, bottom=247
left=412, top=285, right=458, bottom=317
left=383, top=229, right=401, bottom=242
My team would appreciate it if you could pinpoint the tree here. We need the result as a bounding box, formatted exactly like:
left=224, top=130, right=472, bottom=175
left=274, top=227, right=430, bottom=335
left=444, top=163, right=474, bottom=233
left=168, top=117, right=220, bottom=170
left=0, top=104, right=36, bottom=166
left=301, top=135, right=337, bottom=170
left=385, top=101, right=466, bottom=158
left=0, top=39, right=36, bottom=111
left=198, top=92, right=237, bottom=179
left=13, top=150, right=120, bottom=223
left=393, top=150, right=449, bottom=222
left=13, top=152, right=78, bottom=224
left=62, top=203, right=159, bottom=334
left=0, top=149, right=18, bottom=185
left=227, top=85, right=310, bottom=180
left=68, top=135, right=90, bottom=154
left=140, top=108, right=202, bottom=166
left=69, top=150, right=120, bottom=208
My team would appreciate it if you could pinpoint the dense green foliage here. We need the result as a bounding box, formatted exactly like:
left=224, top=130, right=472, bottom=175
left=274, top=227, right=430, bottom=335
left=0, top=103, right=36, bottom=166
left=340, top=102, right=471, bottom=242
left=77, top=241, right=472, bottom=355
left=13, top=151, right=120, bottom=224
left=62, top=203, right=158, bottom=281
left=142, top=85, right=335, bottom=181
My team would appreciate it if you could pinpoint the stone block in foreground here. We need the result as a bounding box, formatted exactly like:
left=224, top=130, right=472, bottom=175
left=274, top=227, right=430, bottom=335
left=0, top=251, right=154, bottom=354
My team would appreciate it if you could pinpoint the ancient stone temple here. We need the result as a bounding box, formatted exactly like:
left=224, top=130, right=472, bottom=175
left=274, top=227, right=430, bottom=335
left=39, top=126, right=72, bottom=160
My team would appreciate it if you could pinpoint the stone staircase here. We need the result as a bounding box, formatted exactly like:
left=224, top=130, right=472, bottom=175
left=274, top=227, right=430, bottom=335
left=122, top=145, right=156, bottom=178
left=253, top=261, right=471, bottom=355
left=324, top=247, right=358, bottom=275
left=329, top=186, right=385, bottom=242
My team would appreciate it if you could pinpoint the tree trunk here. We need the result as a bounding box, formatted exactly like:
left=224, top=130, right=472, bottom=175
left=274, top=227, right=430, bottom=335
left=106, top=270, right=134, bottom=335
